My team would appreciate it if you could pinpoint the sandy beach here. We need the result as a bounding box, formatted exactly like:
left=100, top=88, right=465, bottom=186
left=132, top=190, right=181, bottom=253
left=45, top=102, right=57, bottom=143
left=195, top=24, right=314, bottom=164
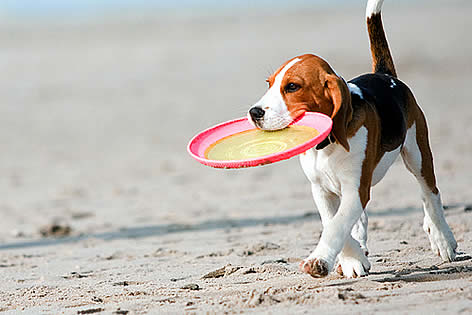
left=0, top=1, right=471, bottom=314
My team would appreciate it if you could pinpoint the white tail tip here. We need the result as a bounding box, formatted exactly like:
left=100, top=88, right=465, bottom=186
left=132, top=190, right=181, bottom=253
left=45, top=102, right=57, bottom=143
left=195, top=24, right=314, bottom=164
left=366, top=0, right=384, bottom=19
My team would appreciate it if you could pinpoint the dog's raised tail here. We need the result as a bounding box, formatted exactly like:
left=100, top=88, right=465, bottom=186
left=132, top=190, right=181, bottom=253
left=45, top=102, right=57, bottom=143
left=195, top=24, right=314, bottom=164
left=366, top=0, right=397, bottom=78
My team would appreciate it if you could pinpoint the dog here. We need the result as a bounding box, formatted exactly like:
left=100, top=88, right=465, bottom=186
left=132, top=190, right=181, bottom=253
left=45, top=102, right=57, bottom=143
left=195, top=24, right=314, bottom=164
left=248, top=0, right=457, bottom=278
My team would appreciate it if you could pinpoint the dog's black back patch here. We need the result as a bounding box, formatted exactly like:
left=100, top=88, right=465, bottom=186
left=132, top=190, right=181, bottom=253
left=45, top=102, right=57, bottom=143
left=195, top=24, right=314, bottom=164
left=348, top=73, right=408, bottom=152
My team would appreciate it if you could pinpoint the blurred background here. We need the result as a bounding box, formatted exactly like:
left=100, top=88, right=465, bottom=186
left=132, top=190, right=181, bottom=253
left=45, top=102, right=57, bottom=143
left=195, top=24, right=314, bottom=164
left=0, top=0, right=471, bottom=241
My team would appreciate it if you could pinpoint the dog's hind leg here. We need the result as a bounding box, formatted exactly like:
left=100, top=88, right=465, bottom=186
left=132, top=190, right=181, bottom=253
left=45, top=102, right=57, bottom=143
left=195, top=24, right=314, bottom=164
left=401, top=114, right=457, bottom=262
left=351, top=210, right=369, bottom=256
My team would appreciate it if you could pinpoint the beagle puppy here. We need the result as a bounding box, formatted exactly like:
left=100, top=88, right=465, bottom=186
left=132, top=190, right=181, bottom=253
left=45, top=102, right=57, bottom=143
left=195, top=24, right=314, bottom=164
left=248, top=0, right=457, bottom=278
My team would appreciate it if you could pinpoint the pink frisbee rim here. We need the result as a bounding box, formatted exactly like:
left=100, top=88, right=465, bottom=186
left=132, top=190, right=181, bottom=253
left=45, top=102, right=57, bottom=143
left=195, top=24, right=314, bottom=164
left=187, top=112, right=332, bottom=169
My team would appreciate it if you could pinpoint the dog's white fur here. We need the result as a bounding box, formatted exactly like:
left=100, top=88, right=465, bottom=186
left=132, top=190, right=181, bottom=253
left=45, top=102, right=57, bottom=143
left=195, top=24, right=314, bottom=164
left=250, top=58, right=301, bottom=130
left=366, top=0, right=384, bottom=18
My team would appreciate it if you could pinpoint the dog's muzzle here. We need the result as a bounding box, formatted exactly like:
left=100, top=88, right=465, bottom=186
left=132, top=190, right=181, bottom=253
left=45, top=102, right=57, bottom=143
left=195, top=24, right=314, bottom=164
left=249, top=106, right=265, bottom=122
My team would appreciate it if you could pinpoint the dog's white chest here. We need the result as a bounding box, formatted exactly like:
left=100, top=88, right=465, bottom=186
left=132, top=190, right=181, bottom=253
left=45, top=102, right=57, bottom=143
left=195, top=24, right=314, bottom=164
left=299, top=127, right=368, bottom=195
left=299, top=148, right=342, bottom=194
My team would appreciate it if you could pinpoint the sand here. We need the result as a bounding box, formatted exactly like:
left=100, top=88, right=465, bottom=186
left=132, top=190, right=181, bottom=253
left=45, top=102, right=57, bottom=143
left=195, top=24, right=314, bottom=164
left=0, top=2, right=471, bottom=314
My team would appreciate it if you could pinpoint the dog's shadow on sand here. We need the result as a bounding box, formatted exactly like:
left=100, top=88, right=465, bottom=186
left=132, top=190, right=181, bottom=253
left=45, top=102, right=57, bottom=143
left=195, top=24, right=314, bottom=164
left=0, top=204, right=467, bottom=253
left=321, top=255, right=472, bottom=288
left=0, top=212, right=320, bottom=250
left=370, top=255, right=472, bottom=283
left=0, top=206, right=419, bottom=250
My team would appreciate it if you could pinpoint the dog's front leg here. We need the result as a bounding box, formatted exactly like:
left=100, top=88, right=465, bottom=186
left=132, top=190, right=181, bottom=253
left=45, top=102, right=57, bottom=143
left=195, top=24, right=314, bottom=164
left=302, top=183, right=370, bottom=278
left=300, top=187, right=365, bottom=278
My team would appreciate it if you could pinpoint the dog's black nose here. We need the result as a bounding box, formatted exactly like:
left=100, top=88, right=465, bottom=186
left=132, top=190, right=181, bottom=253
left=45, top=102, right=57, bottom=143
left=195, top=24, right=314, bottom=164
left=249, top=107, right=265, bottom=120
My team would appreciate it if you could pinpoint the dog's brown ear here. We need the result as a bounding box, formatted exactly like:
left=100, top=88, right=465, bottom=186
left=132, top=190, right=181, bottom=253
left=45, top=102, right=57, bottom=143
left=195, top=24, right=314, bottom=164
left=324, top=74, right=353, bottom=152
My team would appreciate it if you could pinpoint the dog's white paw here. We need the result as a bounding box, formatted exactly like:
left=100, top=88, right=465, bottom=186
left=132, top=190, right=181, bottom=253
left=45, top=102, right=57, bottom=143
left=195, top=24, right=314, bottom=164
left=336, top=252, right=371, bottom=278
left=423, top=216, right=457, bottom=262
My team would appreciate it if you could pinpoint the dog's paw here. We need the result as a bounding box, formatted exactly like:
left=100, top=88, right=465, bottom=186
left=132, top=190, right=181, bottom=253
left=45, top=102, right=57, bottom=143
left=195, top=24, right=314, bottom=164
left=336, top=253, right=371, bottom=278
left=299, top=258, right=330, bottom=278
left=423, top=216, right=457, bottom=262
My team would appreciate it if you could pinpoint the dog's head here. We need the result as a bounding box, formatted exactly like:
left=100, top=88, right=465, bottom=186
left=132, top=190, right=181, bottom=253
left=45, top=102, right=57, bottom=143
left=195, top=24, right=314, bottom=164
left=248, top=54, right=353, bottom=151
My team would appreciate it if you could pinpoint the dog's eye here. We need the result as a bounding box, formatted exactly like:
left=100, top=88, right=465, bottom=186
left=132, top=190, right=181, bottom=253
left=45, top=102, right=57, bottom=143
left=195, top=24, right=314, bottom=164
left=284, top=83, right=300, bottom=93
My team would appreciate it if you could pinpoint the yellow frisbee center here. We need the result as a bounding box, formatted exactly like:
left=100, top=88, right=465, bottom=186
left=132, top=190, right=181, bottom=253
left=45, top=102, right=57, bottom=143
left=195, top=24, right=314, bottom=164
left=204, top=125, right=319, bottom=161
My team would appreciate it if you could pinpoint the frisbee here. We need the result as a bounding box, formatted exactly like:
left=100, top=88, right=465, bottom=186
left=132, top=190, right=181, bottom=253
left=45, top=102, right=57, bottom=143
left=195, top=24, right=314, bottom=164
left=187, top=112, right=332, bottom=169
